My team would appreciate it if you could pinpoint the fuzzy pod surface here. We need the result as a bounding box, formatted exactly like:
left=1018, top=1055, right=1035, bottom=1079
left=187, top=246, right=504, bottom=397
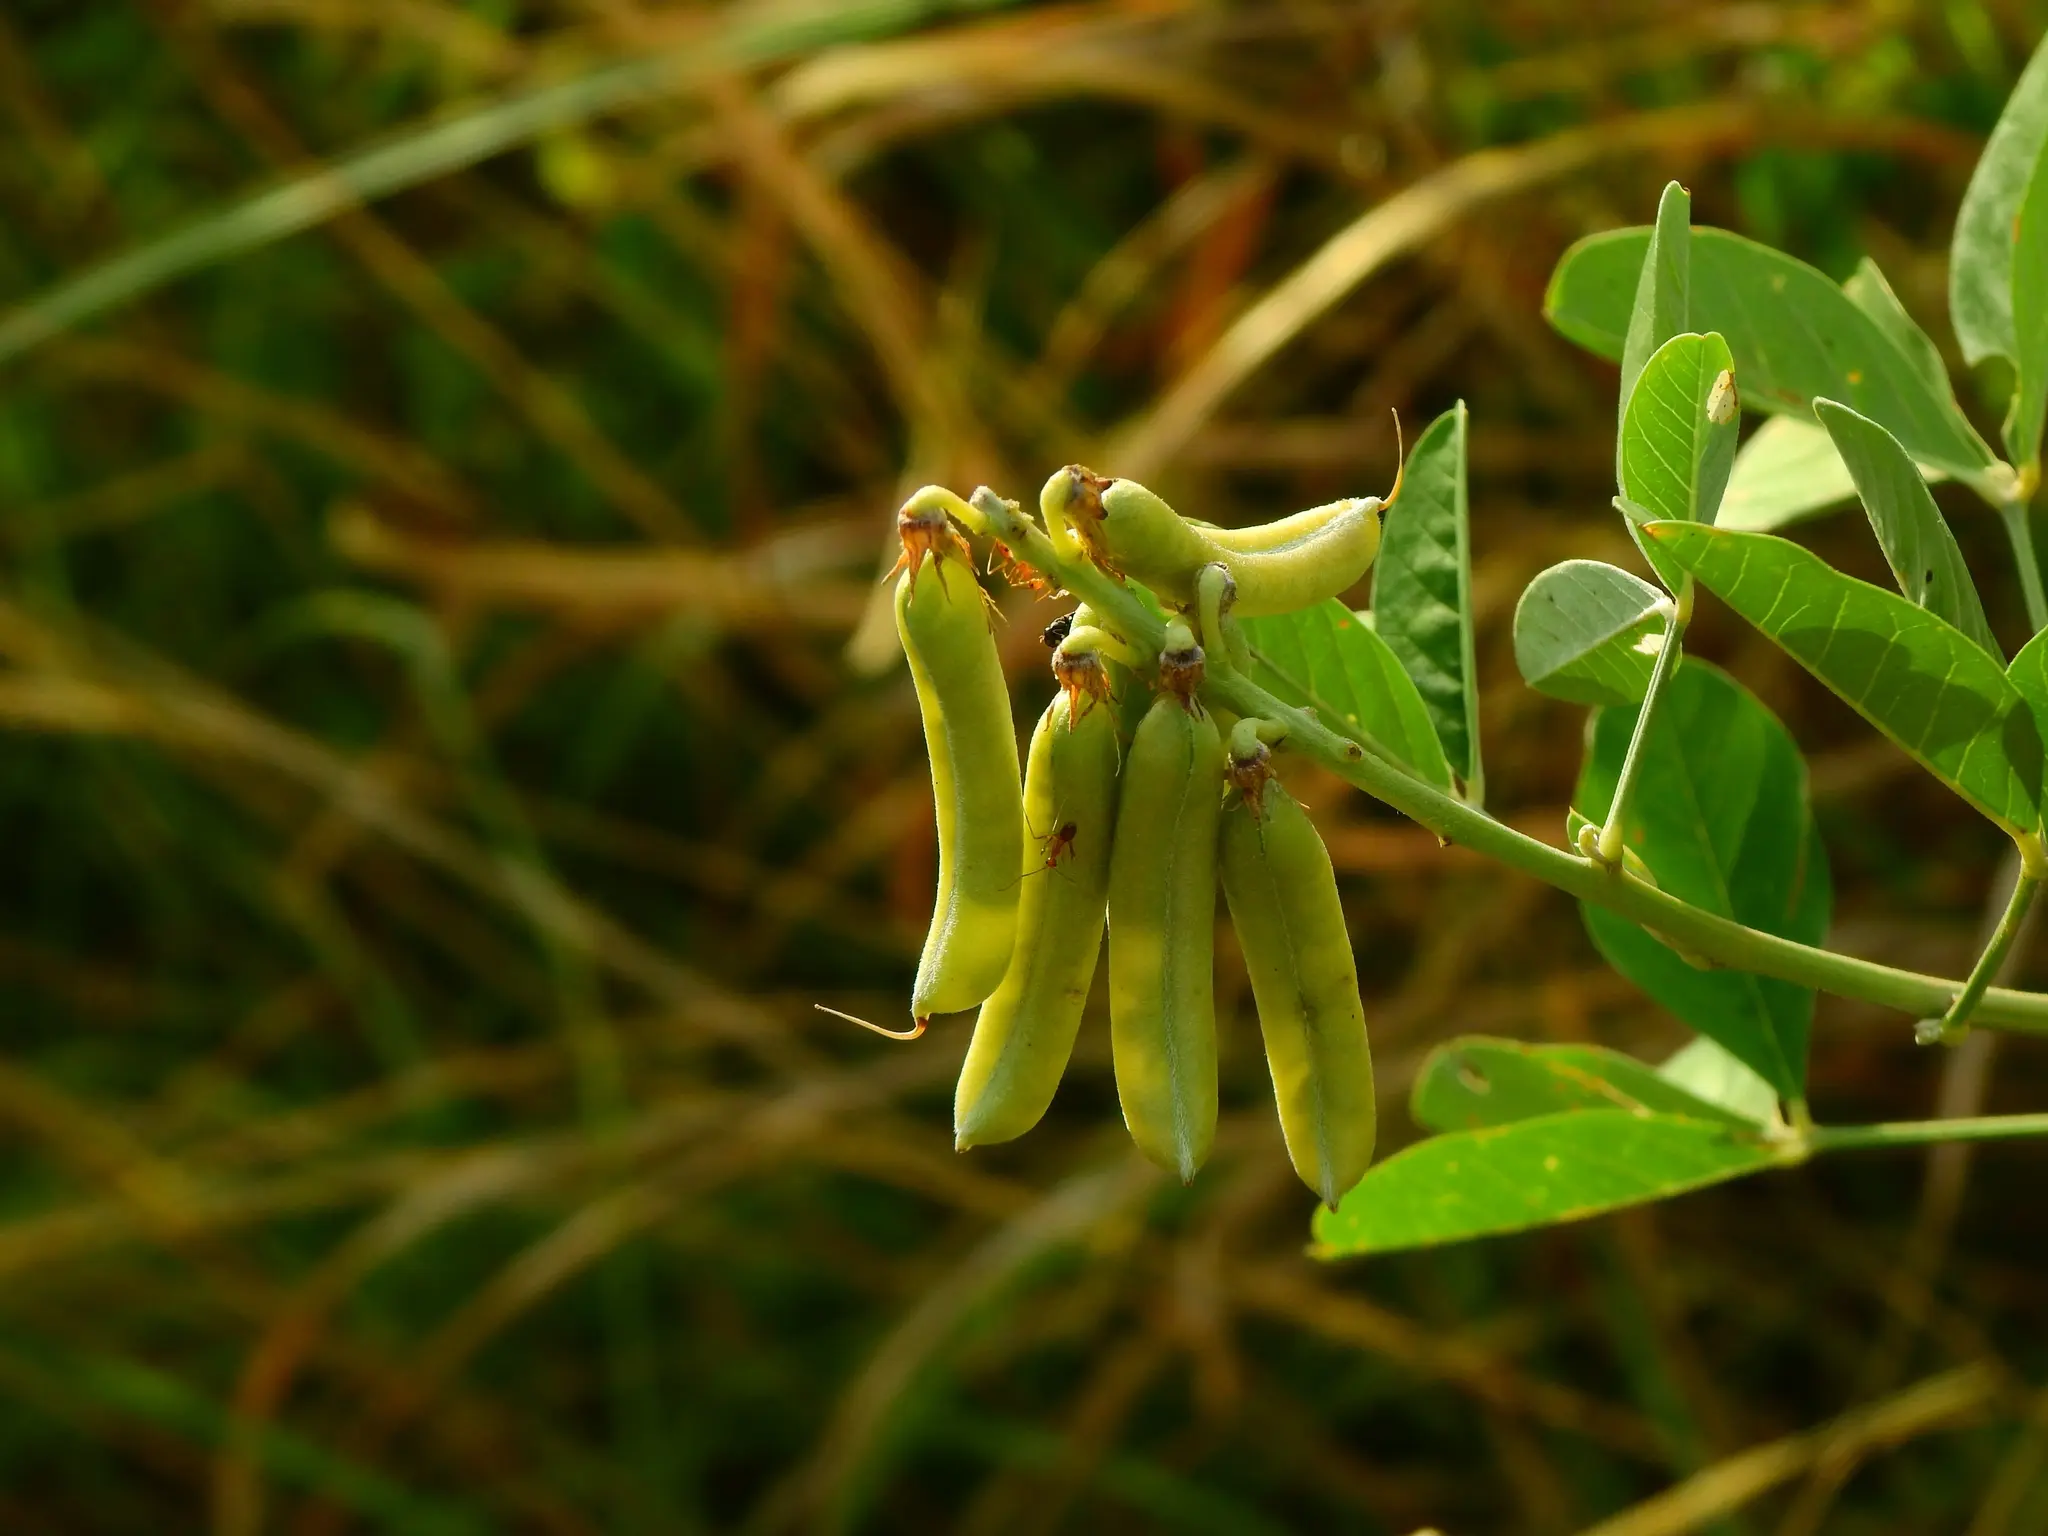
left=1096, top=479, right=1383, bottom=616
left=955, top=691, right=1120, bottom=1147
left=896, top=557, right=1023, bottom=1020
left=1220, top=775, right=1376, bottom=1206
left=1107, top=693, right=1224, bottom=1180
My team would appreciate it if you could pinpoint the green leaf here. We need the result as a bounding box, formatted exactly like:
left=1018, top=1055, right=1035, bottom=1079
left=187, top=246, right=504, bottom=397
left=1618, top=331, right=1739, bottom=591
left=1618, top=181, right=1691, bottom=435
left=1658, top=1037, right=1780, bottom=1127
left=1545, top=227, right=1654, bottom=358
left=1578, top=661, right=1829, bottom=1098
left=1372, top=402, right=1483, bottom=798
left=1411, top=1038, right=1752, bottom=1133
left=1844, top=257, right=1952, bottom=404
left=1240, top=599, right=1454, bottom=790
left=1645, top=522, right=2044, bottom=837
left=2005, top=627, right=2048, bottom=757
left=2008, top=143, right=2048, bottom=470
left=1952, top=34, right=2048, bottom=369
left=1310, top=1111, right=1782, bottom=1257
left=1813, top=399, right=2000, bottom=658
left=1512, top=559, right=1668, bottom=707
left=1548, top=227, right=1996, bottom=483
left=1720, top=415, right=1948, bottom=532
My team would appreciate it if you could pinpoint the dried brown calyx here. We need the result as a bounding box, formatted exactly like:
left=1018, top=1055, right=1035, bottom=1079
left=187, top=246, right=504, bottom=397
left=1045, top=464, right=1119, bottom=575
left=890, top=497, right=974, bottom=595
left=1156, top=621, right=1206, bottom=714
left=1225, top=737, right=1276, bottom=817
left=989, top=539, right=1056, bottom=596
left=1051, top=639, right=1115, bottom=724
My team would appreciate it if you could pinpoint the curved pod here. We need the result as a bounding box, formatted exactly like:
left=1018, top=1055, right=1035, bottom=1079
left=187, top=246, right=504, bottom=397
left=1097, top=479, right=1383, bottom=616
left=1220, top=775, right=1376, bottom=1206
left=1200, top=496, right=1374, bottom=554
left=896, top=558, right=1023, bottom=1020
left=955, top=693, right=1121, bottom=1147
left=1107, top=693, right=1224, bottom=1180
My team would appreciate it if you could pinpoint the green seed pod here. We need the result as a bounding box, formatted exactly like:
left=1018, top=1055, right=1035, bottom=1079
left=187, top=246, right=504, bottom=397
left=954, top=691, right=1121, bottom=1148
left=1049, top=465, right=1385, bottom=617
left=1107, top=690, right=1224, bottom=1181
left=895, top=529, right=1023, bottom=1023
left=1218, top=733, right=1375, bottom=1207
left=1200, top=496, right=1373, bottom=554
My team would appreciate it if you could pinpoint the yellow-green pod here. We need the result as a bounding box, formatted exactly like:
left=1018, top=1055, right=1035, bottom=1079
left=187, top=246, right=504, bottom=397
left=1199, top=497, right=1367, bottom=553
left=955, top=692, right=1120, bottom=1148
left=1218, top=729, right=1375, bottom=1207
left=1095, top=480, right=1384, bottom=617
left=896, top=548, right=1023, bottom=1022
left=1107, top=689, right=1224, bottom=1181
left=1201, top=499, right=1382, bottom=616
left=1093, top=479, right=1216, bottom=592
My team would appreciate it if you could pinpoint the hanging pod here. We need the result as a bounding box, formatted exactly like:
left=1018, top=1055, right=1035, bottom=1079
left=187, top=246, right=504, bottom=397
left=1107, top=622, right=1224, bottom=1181
left=894, top=496, right=1024, bottom=1023
left=1218, top=720, right=1376, bottom=1207
left=954, top=690, right=1121, bottom=1148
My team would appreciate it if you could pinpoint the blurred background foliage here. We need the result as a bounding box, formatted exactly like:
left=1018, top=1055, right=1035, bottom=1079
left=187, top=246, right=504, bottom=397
left=7, top=1, right=2048, bottom=1531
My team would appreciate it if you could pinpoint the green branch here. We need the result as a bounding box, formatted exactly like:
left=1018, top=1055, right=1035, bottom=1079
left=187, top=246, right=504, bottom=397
left=1594, top=600, right=1683, bottom=869
left=1998, top=493, right=2048, bottom=636
left=958, top=488, right=2048, bottom=1037
left=1921, top=864, right=2043, bottom=1043
left=1812, top=1112, right=2048, bottom=1152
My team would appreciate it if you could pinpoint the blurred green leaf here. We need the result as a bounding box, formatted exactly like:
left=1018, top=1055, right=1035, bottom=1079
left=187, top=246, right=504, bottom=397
left=1844, top=259, right=1950, bottom=400
left=1372, top=402, right=1483, bottom=798
left=1544, top=227, right=1649, bottom=357
left=1646, top=523, right=2043, bottom=836
left=1241, top=600, right=1453, bottom=789
left=1618, top=181, right=1691, bottom=436
left=2008, top=144, right=2048, bottom=470
left=1578, top=661, right=1829, bottom=1098
left=1814, top=399, right=1999, bottom=657
left=1311, top=1111, right=1782, bottom=1257
left=1952, top=34, right=2048, bottom=369
left=1658, top=1037, right=1783, bottom=1127
left=1720, top=415, right=1947, bottom=532
left=1548, top=227, right=1997, bottom=484
left=1411, top=1038, right=1752, bottom=1133
left=1512, top=559, right=1667, bottom=706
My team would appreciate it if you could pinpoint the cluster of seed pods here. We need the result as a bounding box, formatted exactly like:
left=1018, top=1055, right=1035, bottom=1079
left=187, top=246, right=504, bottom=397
left=890, top=465, right=1387, bottom=1207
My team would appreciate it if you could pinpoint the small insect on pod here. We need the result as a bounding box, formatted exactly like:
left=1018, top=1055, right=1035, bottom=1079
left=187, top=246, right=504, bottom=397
left=892, top=489, right=1025, bottom=1028
left=1105, top=624, right=1226, bottom=1181
left=1217, top=718, right=1376, bottom=1207
left=954, top=684, right=1122, bottom=1149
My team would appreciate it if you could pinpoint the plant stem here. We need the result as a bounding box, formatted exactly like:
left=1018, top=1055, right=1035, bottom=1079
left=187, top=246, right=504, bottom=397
left=1810, top=1112, right=2048, bottom=1152
left=956, top=487, right=2048, bottom=1037
left=1999, top=493, right=2048, bottom=635
left=1924, top=864, right=2043, bottom=1042
left=1594, top=603, right=1683, bottom=868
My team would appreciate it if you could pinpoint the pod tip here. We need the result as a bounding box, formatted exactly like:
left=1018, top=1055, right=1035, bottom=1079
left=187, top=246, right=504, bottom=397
left=814, top=1003, right=926, bottom=1041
